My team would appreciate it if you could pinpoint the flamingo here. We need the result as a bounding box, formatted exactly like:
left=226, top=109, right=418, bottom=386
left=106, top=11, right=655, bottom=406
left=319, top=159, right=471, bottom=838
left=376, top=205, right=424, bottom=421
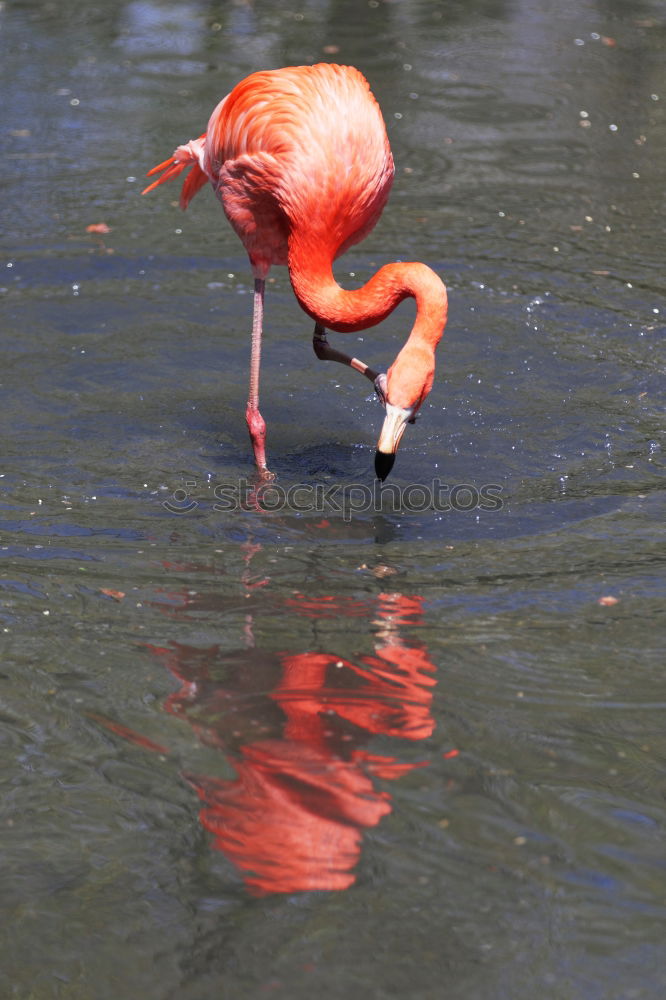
left=143, top=64, right=448, bottom=480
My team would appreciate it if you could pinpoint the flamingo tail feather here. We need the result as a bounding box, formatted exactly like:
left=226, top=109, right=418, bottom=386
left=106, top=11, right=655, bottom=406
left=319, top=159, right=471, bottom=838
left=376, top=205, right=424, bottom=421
left=142, top=134, right=209, bottom=209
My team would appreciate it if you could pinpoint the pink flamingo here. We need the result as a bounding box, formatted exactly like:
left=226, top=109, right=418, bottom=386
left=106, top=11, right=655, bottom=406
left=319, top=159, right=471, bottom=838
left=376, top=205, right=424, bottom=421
left=143, top=64, right=448, bottom=479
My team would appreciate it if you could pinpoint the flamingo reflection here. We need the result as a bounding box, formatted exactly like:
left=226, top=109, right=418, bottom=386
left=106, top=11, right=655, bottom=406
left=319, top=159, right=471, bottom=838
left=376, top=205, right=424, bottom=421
left=148, top=592, right=437, bottom=894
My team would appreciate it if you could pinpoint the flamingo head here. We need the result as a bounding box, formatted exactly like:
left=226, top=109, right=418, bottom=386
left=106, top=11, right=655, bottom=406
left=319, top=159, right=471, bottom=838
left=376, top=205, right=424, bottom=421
left=373, top=349, right=433, bottom=481
left=374, top=402, right=416, bottom=480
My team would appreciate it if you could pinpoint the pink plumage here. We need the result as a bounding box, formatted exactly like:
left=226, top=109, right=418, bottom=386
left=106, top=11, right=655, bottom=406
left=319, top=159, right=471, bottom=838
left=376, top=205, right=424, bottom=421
left=144, top=64, right=447, bottom=479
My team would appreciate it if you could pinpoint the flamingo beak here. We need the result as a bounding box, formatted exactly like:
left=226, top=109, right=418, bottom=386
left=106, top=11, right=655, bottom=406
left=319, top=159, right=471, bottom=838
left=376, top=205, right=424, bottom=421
left=375, top=402, right=415, bottom=481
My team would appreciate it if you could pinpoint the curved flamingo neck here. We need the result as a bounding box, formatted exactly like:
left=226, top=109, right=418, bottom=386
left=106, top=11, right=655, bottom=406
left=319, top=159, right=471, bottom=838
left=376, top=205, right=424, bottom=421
left=288, top=240, right=444, bottom=332
left=288, top=239, right=447, bottom=407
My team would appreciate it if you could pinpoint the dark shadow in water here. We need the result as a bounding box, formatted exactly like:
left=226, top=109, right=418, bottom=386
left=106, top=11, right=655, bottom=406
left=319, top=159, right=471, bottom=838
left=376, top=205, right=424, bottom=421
left=144, top=589, right=436, bottom=895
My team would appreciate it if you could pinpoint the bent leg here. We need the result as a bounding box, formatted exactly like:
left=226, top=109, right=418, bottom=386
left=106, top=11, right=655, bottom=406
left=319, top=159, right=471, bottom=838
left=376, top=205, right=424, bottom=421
left=312, top=324, right=387, bottom=403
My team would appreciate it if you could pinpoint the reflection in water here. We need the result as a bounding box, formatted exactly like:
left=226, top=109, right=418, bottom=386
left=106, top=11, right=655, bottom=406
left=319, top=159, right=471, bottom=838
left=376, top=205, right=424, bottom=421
left=148, top=592, right=436, bottom=894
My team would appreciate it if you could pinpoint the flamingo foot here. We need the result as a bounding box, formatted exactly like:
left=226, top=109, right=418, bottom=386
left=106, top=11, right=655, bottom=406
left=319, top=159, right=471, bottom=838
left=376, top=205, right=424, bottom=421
left=246, top=403, right=273, bottom=478
left=374, top=372, right=388, bottom=406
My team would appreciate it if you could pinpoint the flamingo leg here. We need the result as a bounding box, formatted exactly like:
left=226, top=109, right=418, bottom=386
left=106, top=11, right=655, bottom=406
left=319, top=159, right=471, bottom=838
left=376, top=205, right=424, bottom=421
left=246, top=278, right=271, bottom=475
left=312, top=324, right=387, bottom=404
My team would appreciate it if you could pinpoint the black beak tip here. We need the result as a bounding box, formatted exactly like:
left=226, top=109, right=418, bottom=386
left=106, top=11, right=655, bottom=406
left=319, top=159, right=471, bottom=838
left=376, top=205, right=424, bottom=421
left=374, top=450, right=396, bottom=482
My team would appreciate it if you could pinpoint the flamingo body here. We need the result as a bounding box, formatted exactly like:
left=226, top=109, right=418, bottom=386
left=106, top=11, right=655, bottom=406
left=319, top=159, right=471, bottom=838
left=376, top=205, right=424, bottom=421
left=144, top=64, right=447, bottom=478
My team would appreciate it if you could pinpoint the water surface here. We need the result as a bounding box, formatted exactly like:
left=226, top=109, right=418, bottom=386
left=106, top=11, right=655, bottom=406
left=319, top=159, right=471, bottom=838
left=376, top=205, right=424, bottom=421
left=1, top=1, right=665, bottom=998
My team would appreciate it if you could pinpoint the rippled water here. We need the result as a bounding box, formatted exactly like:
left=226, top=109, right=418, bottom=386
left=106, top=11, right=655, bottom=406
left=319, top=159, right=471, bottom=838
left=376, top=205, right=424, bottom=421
left=2, top=1, right=665, bottom=998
